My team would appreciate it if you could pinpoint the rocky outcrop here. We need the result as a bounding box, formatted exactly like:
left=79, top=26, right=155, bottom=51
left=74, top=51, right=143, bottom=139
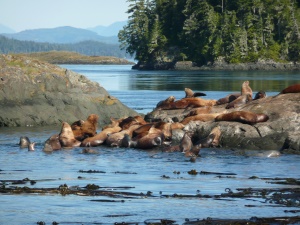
left=145, top=93, right=300, bottom=153
left=0, top=54, right=139, bottom=127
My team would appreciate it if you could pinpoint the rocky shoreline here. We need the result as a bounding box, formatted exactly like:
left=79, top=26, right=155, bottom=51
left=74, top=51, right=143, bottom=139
left=0, top=54, right=138, bottom=127
left=133, top=59, right=300, bottom=71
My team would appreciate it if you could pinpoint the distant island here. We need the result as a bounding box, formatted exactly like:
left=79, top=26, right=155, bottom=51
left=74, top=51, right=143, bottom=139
left=15, top=51, right=134, bottom=65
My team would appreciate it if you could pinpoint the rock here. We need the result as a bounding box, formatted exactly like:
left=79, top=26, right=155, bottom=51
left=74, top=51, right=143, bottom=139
left=0, top=54, right=139, bottom=127
left=146, top=93, right=300, bottom=153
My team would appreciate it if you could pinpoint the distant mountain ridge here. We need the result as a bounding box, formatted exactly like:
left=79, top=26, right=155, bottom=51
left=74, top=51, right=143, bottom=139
left=1, top=26, right=119, bottom=44
left=88, top=21, right=127, bottom=37
left=0, top=24, right=15, bottom=34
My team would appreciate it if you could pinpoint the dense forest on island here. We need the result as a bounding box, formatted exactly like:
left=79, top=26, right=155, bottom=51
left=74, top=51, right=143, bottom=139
left=0, top=35, right=127, bottom=58
left=118, top=0, right=300, bottom=67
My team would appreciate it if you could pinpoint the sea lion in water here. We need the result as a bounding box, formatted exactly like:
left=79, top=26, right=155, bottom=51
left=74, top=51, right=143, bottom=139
left=43, top=134, right=62, bottom=152
left=179, top=131, right=193, bottom=153
left=225, top=94, right=252, bottom=109
left=241, top=81, right=253, bottom=98
left=215, top=111, right=269, bottom=125
left=28, top=142, right=35, bottom=151
left=280, top=84, right=300, bottom=94
left=59, top=122, right=81, bottom=148
left=19, top=136, right=31, bottom=148
left=216, top=93, right=241, bottom=105
left=184, top=88, right=206, bottom=98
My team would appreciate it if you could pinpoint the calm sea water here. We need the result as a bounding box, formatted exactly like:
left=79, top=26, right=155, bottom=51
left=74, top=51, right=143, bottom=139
left=0, top=65, right=300, bottom=225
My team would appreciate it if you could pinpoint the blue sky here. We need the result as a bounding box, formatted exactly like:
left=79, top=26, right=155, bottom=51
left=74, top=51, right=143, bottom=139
left=0, top=0, right=130, bottom=32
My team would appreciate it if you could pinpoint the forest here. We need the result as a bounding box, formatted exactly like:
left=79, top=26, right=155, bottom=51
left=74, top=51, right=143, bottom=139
left=0, top=35, right=127, bottom=58
left=118, top=0, right=300, bottom=66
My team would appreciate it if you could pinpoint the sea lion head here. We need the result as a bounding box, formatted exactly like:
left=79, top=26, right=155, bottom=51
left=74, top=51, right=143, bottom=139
left=19, top=136, right=31, bottom=148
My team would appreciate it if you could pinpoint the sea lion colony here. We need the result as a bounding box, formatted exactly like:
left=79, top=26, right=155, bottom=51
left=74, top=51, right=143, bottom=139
left=20, top=82, right=299, bottom=159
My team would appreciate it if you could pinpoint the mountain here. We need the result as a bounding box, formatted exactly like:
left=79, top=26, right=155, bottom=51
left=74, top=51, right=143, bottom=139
left=88, top=21, right=127, bottom=37
left=1, top=26, right=119, bottom=44
left=0, top=35, right=127, bottom=58
left=0, top=24, right=15, bottom=34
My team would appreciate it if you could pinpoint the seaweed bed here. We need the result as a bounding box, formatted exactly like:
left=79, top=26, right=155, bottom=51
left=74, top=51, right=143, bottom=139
left=1, top=170, right=299, bottom=225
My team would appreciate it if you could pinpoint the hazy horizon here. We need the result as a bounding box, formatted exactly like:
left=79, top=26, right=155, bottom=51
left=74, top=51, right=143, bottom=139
left=0, top=0, right=130, bottom=32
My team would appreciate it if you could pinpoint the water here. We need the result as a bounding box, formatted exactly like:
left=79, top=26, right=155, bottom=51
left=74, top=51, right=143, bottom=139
left=1, top=65, right=300, bottom=225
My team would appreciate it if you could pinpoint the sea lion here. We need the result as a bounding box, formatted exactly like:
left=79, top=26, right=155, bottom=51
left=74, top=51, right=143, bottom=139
left=135, top=126, right=165, bottom=149
left=43, top=134, right=61, bottom=152
left=181, top=113, right=221, bottom=125
left=28, top=142, right=35, bottom=151
left=80, top=114, right=99, bottom=137
left=280, top=84, right=300, bottom=94
left=71, top=120, right=86, bottom=141
left=225, top=94, right=252, bottom=109
left=184, top=106, right=212, bottom=117
left=118, top=116, right=145, bottom=130
left=253, top=91, right=267, bottom=100
left=81, top=125, right=122, bottom=147
left=132, top=121, right=172, bottom=142
left=19, top=136, right=31, bottom=148
left=195, top=126, right=221, bottom=148
left=216, top=93, right=241, bottom=105
left=215, top=111, right=269, bottom=125
left=156, top=97, right=216, bottom=110
left=59, top=122, right=81, bottom=148
left=156, top=96, right=176, bottom=109
left=179, top=131, right=193, bottom=153
left=170, top=122, right=185, bottom=130
left=241, top=81, right=253, bottom=98
left=184, top=88, right=206, bottom=98
left=106, top=124, right=140, bottom=147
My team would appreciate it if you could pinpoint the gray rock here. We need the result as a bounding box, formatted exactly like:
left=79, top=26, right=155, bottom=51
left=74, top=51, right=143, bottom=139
left=0, top=54, right=139, bottom=127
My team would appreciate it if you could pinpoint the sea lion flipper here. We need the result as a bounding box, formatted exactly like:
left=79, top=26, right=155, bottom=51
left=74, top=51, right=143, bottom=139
left=193, top=92, right=206, bottom=97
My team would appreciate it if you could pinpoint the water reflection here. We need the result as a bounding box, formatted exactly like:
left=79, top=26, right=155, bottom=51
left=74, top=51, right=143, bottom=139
left=61, top=64, right=300, bottom=92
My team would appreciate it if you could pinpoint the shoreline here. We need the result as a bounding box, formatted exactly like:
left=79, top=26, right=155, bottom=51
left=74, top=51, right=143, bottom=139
left=132, top=60, right=300, bottom=71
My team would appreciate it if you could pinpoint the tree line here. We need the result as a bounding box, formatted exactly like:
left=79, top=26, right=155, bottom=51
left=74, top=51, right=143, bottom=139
left=118, top=0, right=300, bottom=66
left=0, top=35, right=127, bottom=58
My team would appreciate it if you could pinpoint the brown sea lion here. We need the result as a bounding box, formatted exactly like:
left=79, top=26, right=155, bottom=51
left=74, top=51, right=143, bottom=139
left=118, top=116, right=146, bottom=130
left=19, top=136, right=31, bottom=148
left=216, top=93, right=241, bottom=105
left=156, top=96, right=176, bottom=109
left=280, top=84, right=300, bottom=94
left=184, top=88, right=206, bottom=98
left=43, top=134, right=61, bottom=152
left=253, top=91, right=267, bottom=100
left=215, top=111, right=269, bottom=125
left=135, top=126, right=165, bottom=149
left=80, top=114, right=99, bottom=137
left=59, top=122, right=81, bottom=148
left=170, top=122, right=185, bottom=130
left=106, top=124, right=141, bottom=147
left=181, top=113, right=221, bottom=125
left=225, top=94, right=252, bottom=109
left=132, top=121, right=172, bottom=142
left=81, top=125, right=122, bottom=147
left=184, top=106, right=212, bottom=117
left=179, top=131, right=193, bottom=153
left=241, top=81, right=253, bottom=98
left=195, top=126, right=221, bottom=148
left=172, top=98, right=217, bottom=109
